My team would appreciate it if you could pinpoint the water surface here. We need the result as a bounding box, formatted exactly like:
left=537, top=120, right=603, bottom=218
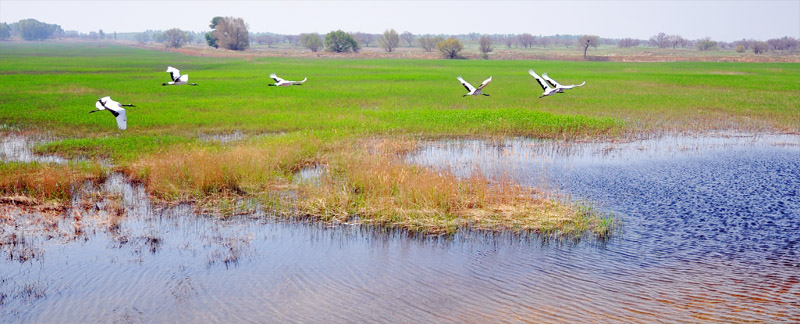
left=2, top=133, right=799, bottom=323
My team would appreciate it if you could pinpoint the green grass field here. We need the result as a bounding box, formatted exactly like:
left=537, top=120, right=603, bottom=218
left=3, top=43, right=797, bottom=140
left=1, top=42, right=798, bottom=235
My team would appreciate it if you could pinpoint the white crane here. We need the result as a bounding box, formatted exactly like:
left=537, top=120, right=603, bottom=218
left=528, top=70, right=558, bottom=98
left=542, top=73, right=585, bottom=93
left=90, top=96, right=134, bottom=130
left=163, top=66, right=197, bottom=86
left=457, top=76, right=492, bottom=97
left=268, top=73, right=307, bottom=86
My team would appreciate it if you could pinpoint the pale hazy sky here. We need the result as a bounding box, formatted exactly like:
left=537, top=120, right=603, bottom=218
left=1, top=1, right=798, bottom=41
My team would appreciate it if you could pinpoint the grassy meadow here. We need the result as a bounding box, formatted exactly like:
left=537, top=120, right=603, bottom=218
left=1, top=42, right=799, bottom=235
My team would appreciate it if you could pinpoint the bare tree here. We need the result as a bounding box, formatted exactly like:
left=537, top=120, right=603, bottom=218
left=379, top=29, right=400, bottom=52
left=767, top=36, right=799, bottom=51
left=617, top=38, right=640, bottom=48
left=300, top=33, right=322, bottom=52
left=163, top=28, right=187, bottom=48
left=752, top=41, right=769, bottom=54
left=535, top=36, right=551, bottom=47
left=734, top=39, right=753, bottom=50
left=577, top=35, right=599, bottom=58
left=256, top=34, right=279, bottom=47
left=400, top=31, right=414, bottom=47
left=669, top=35, right=687, bottom=49
left=518, top=33, right=535, bottom=48
left=355, top=32, right=375, bottom=47
left=212, top=17, right=249, bottom=51
left=649, top=32, right=670, bottom=48
left=437, top=37, right=463, bottom=59
left=284, top=35, right=299, bottom=47
left=479, top=35, right=493, bottom=57
left=502, top=35, right=515, bottom=48
left=418, top=35, right=442, bottom=52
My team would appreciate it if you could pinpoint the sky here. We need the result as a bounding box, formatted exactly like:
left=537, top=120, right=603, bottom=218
left=1, top=0, right=798, bottom=42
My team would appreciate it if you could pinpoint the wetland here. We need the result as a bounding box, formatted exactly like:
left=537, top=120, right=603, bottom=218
left=2, top=133, right=799, bottom=323
left=1, top=43, right=799, bottom=322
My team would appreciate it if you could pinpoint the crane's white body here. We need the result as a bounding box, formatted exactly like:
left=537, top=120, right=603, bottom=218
left=542, top=73, right=585, bottom=93
left=528, top=70, right=559, bottom=98
left=163, top=66, right=197, bottom=86
left=91, top=96, right=130, bottom=130
left=457, top=76, right=492, bottom=96
left=269, top=73, right=307, bottom=86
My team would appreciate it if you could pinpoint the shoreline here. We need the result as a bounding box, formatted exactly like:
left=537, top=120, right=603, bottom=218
left=5, top=130, right=799, bottom=237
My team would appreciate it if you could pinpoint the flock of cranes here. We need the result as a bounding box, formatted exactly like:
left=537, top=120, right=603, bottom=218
left=92, top=66, right=585, bottom=130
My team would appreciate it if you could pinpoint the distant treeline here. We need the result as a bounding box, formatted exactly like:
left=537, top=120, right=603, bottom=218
left=1, top=18, right=798, bottom=56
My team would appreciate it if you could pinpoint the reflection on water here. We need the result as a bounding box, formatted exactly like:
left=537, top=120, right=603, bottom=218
left=197, top=131, right=247, bottom=144
left=2, top=133, right=800, bottom=323
left=0, top=134, right=66, bottom=164
left=410, top=132, right=800, bottom=321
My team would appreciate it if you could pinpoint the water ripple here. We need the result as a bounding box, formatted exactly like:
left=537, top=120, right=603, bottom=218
left=2, top=133, right=800, bottom=322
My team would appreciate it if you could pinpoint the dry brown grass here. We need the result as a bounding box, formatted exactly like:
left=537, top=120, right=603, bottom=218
left=117, top=134, right=610, bottom=236
left=123, top=133, right=324, bottom=202
left=0, top=162, right=105, bottom=203
left=296, top=139, right=609, bottom=235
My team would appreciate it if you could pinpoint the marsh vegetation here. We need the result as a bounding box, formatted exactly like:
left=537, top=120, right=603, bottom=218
left=1, top=134, right=798, bottom=323
left=1, top=42, right=799, bottom=236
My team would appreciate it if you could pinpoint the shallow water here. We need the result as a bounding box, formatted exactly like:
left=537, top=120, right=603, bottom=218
left=0, top=134, right=66, bottom=164
left=2, top=133, right=800, bottom=323
left=410, top=133, right=800, bottom=321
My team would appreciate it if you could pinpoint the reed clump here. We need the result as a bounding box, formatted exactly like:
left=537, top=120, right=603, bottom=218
left=0, top=162, right=105, bottom=203
left=296, top=139, right=610, bottom=236
left=123, top=132, right=323, bottom=202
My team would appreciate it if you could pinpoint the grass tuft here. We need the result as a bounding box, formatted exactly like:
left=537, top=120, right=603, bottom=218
left=0, top=161, right=106, bottom=203
left=123, top=132, right=324, bottom=201
left=295, top=139, right=611, bottom=236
